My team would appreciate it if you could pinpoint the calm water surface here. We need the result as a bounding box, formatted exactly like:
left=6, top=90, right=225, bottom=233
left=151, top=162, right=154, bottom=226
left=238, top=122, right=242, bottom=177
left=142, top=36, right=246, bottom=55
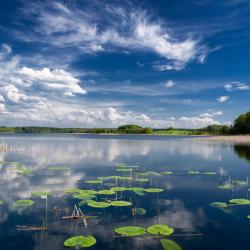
left=0, top=134, right=250, bottom=250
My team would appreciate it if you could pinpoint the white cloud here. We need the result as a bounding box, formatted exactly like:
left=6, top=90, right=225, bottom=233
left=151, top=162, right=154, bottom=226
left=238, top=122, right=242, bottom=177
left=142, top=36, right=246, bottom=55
left=165, top=80, right=175, bottom=88
left=18, top=2, right=208, bottom=71
left=217, top=96, right=230, bottom=103
left=199, top=110, right=223, bottom=118
left=224, top=81, right=250, bottom=91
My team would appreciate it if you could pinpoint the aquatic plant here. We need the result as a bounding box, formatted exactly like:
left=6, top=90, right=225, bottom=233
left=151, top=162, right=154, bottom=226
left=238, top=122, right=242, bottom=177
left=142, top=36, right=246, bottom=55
left=14, top=199, right=34, bottom=207
left=65, top=188, right=82, bottom=194
left=147, top=224, right=174, bottom=236
left=111, top=187, right=129, bottom=192
left=110, top=201, right=132, bottom=207
left=218, top=183, right=233, bottom=190
left=16, top=165, right=33, bottom=175
left=116, top=168, right=134, bottom=172
left=188, top=171, right=200, bottom=175
left=87, top=201, right=111, bottom=208
left=229, top=199, right=250, bottom=205
left=85, top=180, right=102, bottom=184
left=161, top=171, right=173, bottom=175
left=128, top=187, right=144, bottom=192
left=114, top=226, right=146, bottom=236
left=64, top=235, right=96, bottom=248
left=203, top=172, right=216, bottom=175
left=144, top=188, right=164, bottom=193
left=48, top=166, right=70, bottom=171
left=210, top=202, right=228, bottom=208
left=160, top=239, right=182, bottom=250
left=79, top=190, right=97, bottom=195
left=247, top=215, right=250, bottom=219
left=135, top=178, right=149, bottom=182
left=31, top=191, right=52, bottom=197
left=0, top=200, right=4, bottom=205
left=136, top=207, right=146, bottom=215
left=234, top=180, right=247, bottom=185
left=98, top=189, right=115, bottom=195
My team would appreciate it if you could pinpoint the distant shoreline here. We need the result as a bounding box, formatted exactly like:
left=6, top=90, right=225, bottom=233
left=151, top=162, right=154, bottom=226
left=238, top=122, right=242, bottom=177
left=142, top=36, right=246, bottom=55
left=196, top=135, right=250, bottom=144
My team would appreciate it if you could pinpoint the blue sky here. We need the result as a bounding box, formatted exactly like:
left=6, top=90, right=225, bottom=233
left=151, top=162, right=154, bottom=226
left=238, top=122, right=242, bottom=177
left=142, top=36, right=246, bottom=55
left=0, top=0, right=249, bottom=128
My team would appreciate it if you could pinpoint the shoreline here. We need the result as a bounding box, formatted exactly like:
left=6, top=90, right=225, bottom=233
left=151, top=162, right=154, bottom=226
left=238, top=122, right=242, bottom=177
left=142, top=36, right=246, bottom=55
left=196, top=135, right=250, bottom=144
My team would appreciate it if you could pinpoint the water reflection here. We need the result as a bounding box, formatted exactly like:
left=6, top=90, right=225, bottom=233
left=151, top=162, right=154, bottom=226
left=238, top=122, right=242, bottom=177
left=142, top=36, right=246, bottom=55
left=234, top=144, right=250, bottom=163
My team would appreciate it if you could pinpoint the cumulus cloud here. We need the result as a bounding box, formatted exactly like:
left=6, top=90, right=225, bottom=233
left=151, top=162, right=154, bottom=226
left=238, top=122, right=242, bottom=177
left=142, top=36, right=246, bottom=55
left=217, top=96, right=230, bottom=103
left=199, top=110, right=223, bottom=118
left=18, top=1, right=208, bottom=70
left=224, top=81, right=250, bottom=91
left=165, top=80, right=175, bottom=88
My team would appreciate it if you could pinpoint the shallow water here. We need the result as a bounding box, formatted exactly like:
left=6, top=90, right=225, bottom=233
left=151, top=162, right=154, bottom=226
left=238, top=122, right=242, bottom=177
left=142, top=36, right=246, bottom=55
left=0, top=134, right=250, bottom=250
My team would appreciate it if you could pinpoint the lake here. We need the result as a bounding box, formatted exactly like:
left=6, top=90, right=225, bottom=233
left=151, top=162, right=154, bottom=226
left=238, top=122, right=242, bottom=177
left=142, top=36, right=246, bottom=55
left=0, top=134, right=250, bottom=250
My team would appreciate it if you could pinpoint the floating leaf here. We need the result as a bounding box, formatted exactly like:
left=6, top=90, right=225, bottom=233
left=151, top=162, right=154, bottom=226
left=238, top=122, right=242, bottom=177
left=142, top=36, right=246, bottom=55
left=160, top=239, right=182, bottom=250
left=85, top=180, right=102, bottom=184
left=234, top=180, right=247, bottom=185
left=87, top=201, right=111, bottom=208
left=48, top=166, right=70, bottom=171
left=31, top=191, right=52, bottom=197
left=128, top=187, right=144, bottom=192
left=203, top=172, right=216, bottom=175
left=0, top=200, right=4, bottom=205
left=147, top=224, right=174, bottom=236
left=218, top=183, right=233, bottom=190
left=135, top=178, right=149, bottom=182
left=247, top=215, right=250, bottom=219
left=136, top=207, right=146, bottom=215
left=114, top=226, right=145, bottom=236
left=79, top=190, right=97, bottom=195
left=98, top=190, right=115, bottom=195
left=16, top=165, right=33, bottom=176
left=14, top=199, right=34, bottom=207
left=188, top=171, right=200, bottom=175
left=210, top=202, right=228, bottom=208
left=144, top=188, right=164, bottom=193
left=229, top=199, right=250, bottom=205
left=64, top=235, right=96, bottom=248
left=116, top=168, right=134, bottom=172
left=78, top=200, right=88, bottom=206
left=111, top=187, right=129, bottom=192
left=161, top=171, right=173, bottom=175
left=65, top=188, right=82, bottom=194
left=111, top=201, right=132, bottom=207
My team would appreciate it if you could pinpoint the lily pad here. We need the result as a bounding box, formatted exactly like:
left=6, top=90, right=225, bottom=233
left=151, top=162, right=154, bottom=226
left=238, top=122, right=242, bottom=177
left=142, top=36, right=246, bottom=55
left=87, top=201, right=111, bottom=208
left=111, top=187, right=129, bottom=192
left=218, top=183, right=233, bottom=190
left=85, top=180, right=103, bottom=184
left=147, top=224, right=174, bottom=236
left=16, top=165, right=33, bottom=175
left=188, top=171, right=200, bottom=175
left=136, top=207, right=146, bottom=215
left=161, top=171, right=173, bottom=175
left=135, top=178, right=149, bottom=182
left=210, top=202, right=228, bottom=208
left=79, top=190, right=97, bottom=195
left=64, top=235, right=96, bottom=248
left=234, top=180, right=247, bottom=185
left=247, top=215, right=250, bottom=219
left=114, top=226, right=146, bottom=236
left=229, top=199, right=250, bottom=205
left=14, top=199, right=34, bottom=207
left=65, top=188, right=82, bottom=194
left=203, top=172, right=216, bottom=175
left=128, top=187, right=144, bottom=192
left=160, top=239, right=182, bottom=250
left=98, top=189, right=115, bottom=195
left=48, top=166, right=70, bottom=171
left=31, top=191, right=52, bottom=197
left=144, top=188, right=164, bottom=193
left=116, top=168, right=134, bottom=172
left=0, top=200, right=5, bottom=205
left=110, top=201, right=132, bottom=207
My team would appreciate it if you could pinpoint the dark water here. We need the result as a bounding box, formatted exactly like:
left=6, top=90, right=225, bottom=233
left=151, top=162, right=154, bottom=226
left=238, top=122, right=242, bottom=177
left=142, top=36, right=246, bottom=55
left=0, top=134, right=250, bottom=250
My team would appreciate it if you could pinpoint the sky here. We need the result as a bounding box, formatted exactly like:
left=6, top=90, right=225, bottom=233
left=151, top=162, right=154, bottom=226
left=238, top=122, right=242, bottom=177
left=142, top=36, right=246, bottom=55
left=0, top=0, right=249, bottom=128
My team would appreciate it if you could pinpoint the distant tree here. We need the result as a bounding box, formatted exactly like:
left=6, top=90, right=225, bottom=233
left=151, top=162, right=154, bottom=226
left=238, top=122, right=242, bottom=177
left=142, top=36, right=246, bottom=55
left=233, top=111, right=250, bottom=134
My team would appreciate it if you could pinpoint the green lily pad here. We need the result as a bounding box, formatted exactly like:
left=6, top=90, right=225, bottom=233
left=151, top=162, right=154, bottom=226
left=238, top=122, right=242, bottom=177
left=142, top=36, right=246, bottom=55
left=128, top=187, right=145, bottom=192
left=14, top=199, right=34, bottom=207
left=0, top=200, right=5, bottom=205
left=135, top=178, right=149, bottom=182
left=64, top=235, right=96, bottom=248
left=65, top=188, right=82, bottom=194
left=114, top=226, right=146, bottom=236
left=111, top=187, right=129, bottom=192
left=103, top=182, right=115, bottom=187
left=110, top=201, right=132, bottom=207
left=73, top=193, right=96, bottom=200
left=161, top=171, right=173, bottom=175
left=16, top=165, right=33, bottom=175
left=234, top=180, right=247, bottom=185
left=229, top=199, right=250, bottom=205
left=116, top=168, right=134, bottom=172
left=136, top=207, right=146, bottom=215
left=79, top=190, right=97, bottom=195
left=48, top=166, right=70, bottom=171
left=203, top=172, right=216, bottom=175
left=147, top=224, right=174, bottom=236
left=87, top=201, right=111, bottom=208
left=85, top=180, right=103, bottom=184
left=98, top=190, right=115, bottom=195
left=78, top=200, right=88, bottom=206
left=160, top=239, right=182, bottom=250
left=31, top=191, right=52, bottom=197
left=144, top=188, right=164, bottom=193
left=247, top=215, right=250, bottom=219
left=210, top=202, right=228, bottom=208
left=188, top=171, right=200, bottom=175
left=218, top=183, right=233, bottom=190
